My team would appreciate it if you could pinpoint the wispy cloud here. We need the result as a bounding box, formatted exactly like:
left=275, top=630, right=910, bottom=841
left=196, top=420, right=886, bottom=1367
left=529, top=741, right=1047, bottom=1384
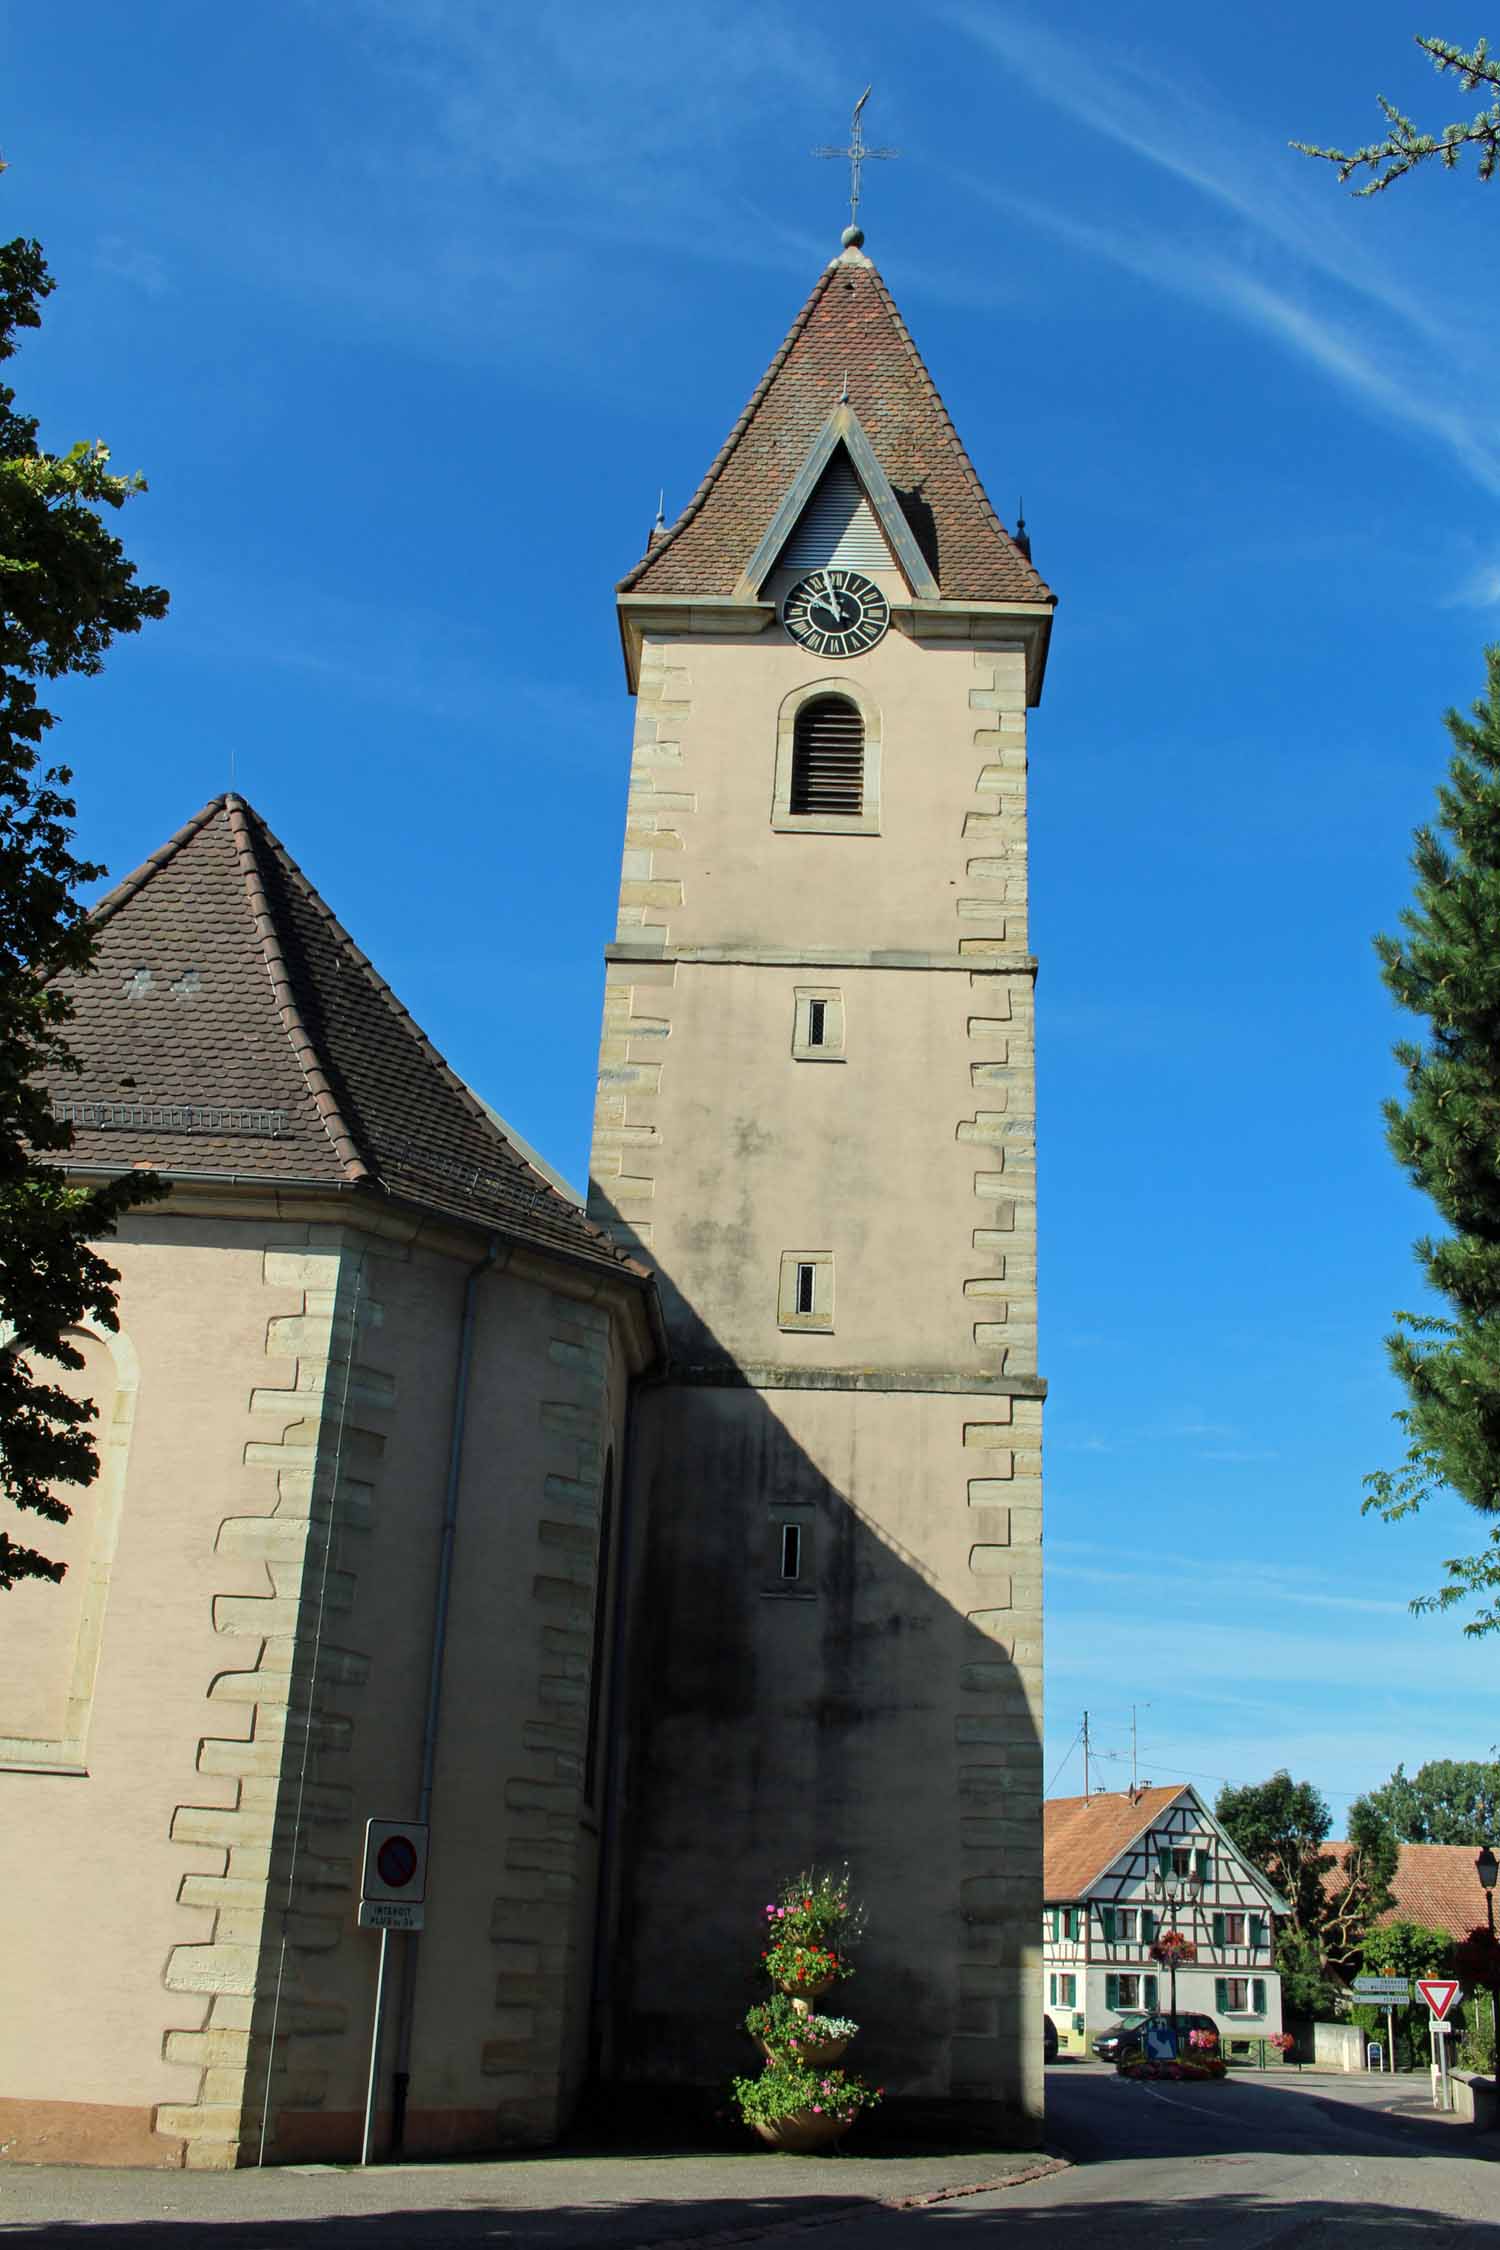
left=943, top=7, right=1500, bottom=506
left=95, top=235, right=170, bottom=295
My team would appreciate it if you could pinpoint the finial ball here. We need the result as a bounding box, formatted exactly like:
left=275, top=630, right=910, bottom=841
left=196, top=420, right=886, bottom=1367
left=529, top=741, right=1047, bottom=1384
left=841, top=223, right=865, bottom=249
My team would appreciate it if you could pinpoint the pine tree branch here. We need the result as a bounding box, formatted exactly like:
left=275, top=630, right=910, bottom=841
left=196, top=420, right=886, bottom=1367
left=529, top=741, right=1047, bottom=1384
left=1293, top=34, right=1500, bottom=193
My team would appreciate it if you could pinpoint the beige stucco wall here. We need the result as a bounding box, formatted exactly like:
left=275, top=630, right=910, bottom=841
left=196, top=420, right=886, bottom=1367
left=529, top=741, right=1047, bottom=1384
left=1, top=1195, right=639, bottom=2168
left=0, top=1214, right=323, bottom=2166
left=590, top=588, right=1045, bottom=2131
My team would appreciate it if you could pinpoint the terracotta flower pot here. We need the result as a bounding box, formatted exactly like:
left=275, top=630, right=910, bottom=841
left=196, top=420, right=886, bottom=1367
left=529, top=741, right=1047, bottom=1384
left=759, top=2035, right=849, bottom=2068
left=776, top=1973, right=834, bottom=2006
left=752, top=2108, right=851, bottom=2153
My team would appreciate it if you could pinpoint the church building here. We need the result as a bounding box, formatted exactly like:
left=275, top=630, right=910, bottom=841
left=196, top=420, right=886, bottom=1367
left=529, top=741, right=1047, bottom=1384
left=0, top=220, right=1054, bottom=2166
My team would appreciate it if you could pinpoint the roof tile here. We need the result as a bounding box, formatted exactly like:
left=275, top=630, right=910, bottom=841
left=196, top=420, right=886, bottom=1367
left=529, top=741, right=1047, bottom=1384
left=47, top=796, right=644, bottom=1280
left=1045, top=1786, right=1188, bottom=1898
left=620, top=253, right=1054, bottom=607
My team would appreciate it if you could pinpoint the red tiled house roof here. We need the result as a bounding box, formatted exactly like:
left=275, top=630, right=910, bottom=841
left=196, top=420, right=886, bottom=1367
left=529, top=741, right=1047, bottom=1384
left=1325, top=1841, right=1497, bottom=1944
left=1044, top=1786, right=1187, bottom=1898
left=46, top=795, right=645, bottom=1279
left=619, top=251, right=1054, bottom=608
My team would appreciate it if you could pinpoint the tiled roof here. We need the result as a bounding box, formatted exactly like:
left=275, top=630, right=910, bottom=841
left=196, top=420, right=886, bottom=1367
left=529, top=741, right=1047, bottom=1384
left=1045, top=1786, right=1188, bottom=1899
left=46, top=795, right=644, bottom=1279
left=1325, top=1842, right=1496, bottom=1944
left=620, top=251, right=1054, bottom=607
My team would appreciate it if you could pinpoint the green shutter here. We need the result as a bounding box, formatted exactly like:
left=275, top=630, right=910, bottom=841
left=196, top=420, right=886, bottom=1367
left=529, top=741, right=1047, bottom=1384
left=1253, top=1977, right=1266, bottom=2015
left=1048, top=1908, right=1058, bottom=1941
left=1070, top=1907, right=1083, bottom=1940
left=1157, top=1846, right=1171, bottom=1879
left=1145, top=1974, right=1158, bottom=2008
left=1215, top=1977, right=1228, bottom=2014
left=1049, top=1974, right=1057, bottom=2005
left=1196, top=1848, right=1211, bottom=1881
left=1141, top=1907, right=1156, bottom=1943
left=1106, top=1973, right=1119, bottom=2011
left=1250, top=1913, right=1265, bottom=1949
left=1212, top=1910, right=1226, bottom=1949
left=1101, top=1906, right=1116, bottom=1942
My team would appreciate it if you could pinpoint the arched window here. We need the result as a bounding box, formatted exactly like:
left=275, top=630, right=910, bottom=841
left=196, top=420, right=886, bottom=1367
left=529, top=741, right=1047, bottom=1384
left=790, top=695, right=864, bottom=817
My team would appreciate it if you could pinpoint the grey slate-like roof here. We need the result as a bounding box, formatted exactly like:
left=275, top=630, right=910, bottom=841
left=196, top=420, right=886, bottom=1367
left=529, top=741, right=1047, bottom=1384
left=47, top=795, right=642, bottom=1279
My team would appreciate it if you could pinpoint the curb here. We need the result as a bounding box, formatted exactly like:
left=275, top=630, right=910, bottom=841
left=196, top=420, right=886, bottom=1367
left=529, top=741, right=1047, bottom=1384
left=631, top=2153, right=1072, bottom=2250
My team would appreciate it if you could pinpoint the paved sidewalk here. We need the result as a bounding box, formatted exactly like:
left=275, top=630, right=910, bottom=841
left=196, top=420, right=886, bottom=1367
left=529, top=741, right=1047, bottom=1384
left=0, top=2144, right=1067, bottom=2249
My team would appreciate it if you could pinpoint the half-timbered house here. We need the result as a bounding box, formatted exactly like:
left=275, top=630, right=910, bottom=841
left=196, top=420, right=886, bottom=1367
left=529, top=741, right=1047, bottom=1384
left=1043, top=1784, right=1287, bottom=2055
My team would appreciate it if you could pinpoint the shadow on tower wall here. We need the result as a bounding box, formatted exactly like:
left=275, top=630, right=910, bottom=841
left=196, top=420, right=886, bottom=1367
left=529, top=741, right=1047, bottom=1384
left=590, top=1193, right=1044, bottom=2148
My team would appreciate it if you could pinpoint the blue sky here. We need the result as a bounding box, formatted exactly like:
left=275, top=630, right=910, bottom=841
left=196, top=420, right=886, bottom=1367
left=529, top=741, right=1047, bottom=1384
left=8, top=2, right=1500, bottom=1831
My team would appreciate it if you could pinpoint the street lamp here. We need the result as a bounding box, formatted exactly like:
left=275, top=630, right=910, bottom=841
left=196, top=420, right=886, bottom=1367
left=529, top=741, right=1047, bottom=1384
left=1153, top=1854, right=1205, bottom=2051
left=1477, top=1845, right=1498, bottom=2104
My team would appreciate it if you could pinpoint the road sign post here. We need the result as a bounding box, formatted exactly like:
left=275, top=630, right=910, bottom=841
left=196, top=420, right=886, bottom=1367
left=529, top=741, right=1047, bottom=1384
left=358, top=1819, right=430, bottom=2166
left=1416, top=1978, right=1460, bottom=2112
left=1352, top=1976, right=1410, bottom=2073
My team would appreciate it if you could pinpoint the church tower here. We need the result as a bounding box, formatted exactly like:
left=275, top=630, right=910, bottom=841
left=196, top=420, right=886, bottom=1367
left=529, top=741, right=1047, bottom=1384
left=589, top=226, right=1054, bottom=2133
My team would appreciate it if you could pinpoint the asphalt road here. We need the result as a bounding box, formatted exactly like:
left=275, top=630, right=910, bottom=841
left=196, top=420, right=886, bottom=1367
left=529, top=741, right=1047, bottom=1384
left=852, top=2062, right=1500, bottom=2250
left=1, top=2066, right=1495, bottom=2250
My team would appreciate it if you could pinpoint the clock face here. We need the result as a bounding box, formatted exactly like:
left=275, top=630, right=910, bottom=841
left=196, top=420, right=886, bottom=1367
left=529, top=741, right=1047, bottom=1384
left=781, top=569, right=890, bottom=659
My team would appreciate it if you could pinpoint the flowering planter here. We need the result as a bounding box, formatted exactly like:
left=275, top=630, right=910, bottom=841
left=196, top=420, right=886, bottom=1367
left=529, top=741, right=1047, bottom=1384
left=752, top=2109, right=852, bottom=2153
left=776, top=1975, right=835, bottom=2006
left=760, top=2035, right=849, bottom=2068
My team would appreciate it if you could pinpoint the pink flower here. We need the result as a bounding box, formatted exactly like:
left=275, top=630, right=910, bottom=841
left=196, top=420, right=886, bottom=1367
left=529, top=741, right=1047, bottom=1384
left=812, top=2104, right=823, bottom=2114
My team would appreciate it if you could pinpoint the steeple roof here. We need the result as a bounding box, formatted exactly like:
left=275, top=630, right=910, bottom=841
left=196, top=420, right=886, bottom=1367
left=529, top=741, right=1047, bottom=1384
left=46, top=795, right=641, bottom=1278
left=620, top=250, right=1053, bottom=608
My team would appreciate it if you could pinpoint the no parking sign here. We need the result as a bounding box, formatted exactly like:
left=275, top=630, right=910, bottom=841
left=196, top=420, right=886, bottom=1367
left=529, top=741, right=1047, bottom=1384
left=358, top=1817, right=429, bottom=1930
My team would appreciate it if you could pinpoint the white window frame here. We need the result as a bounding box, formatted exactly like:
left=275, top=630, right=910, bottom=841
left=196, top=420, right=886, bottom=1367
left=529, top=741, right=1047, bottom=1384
left=1115, top=1907, right=1137, bottom=1942
left=1115, top=1972, right=1142, bottom=2010
left=792, top=987, right=846, bottom=1063
left=1223, top=1910, right=1246, bottom=1947
left=778, top=1251, right=834, bottom=1333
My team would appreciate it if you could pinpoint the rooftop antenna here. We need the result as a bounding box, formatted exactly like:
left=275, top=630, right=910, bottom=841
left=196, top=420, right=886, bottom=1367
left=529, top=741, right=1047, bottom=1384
left=1082, top=1708, right=1091, bottom=1799
left=1014, top=496, right=1032, bottom=562
left=814, top=86, right=900, bottom=249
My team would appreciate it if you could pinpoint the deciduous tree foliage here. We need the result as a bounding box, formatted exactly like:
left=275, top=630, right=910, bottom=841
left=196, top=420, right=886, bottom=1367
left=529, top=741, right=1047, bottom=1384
left=1216, top=1771, right=1396, bottom=1986
left=0, top=229, right=167, bottom=1592
left=1363, top=648, right=1500, bottom=1634
left=1353, top=1758, right=1500, bottom=1846
left=1295, top=34, right=1500, bottom=193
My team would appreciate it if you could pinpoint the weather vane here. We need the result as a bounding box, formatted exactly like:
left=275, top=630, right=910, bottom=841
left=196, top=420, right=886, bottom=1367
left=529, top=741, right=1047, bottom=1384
left=814, top=87, right=899, bottom=235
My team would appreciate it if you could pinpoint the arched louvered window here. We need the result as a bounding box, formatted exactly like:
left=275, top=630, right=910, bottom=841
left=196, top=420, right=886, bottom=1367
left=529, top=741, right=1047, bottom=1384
left=790, top=695, right=864, bottom=817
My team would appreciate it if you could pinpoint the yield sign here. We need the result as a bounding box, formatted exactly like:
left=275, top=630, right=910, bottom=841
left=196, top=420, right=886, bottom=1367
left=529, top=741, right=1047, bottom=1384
left=1416, top=1978, right=1460, bottom=2021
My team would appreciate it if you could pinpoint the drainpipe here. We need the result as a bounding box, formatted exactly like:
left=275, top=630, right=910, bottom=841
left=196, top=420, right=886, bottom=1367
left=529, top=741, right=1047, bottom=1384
left=389, top=1234, right=501, bottom=2157
left=586, top=1378, right=641, bottom=2087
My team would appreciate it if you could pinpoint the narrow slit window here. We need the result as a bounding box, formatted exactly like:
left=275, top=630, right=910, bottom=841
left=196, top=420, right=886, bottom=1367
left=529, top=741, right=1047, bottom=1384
left=807, top=999, right=827, bottom=1047
left=790, top=695, right=863, bottom=816
left=780, top=1523, right=802, bottom=1580
left=795, top=1262, right=815, bottom=1315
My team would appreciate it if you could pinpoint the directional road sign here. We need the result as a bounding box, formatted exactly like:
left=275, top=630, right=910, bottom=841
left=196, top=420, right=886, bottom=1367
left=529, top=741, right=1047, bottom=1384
left=1351, top=1975, right=1410, bottom=2001
left=1416, top=1978, right=1460, bottom=2021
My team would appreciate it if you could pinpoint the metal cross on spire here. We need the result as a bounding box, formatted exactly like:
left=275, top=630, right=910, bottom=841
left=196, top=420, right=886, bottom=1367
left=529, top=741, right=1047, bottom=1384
left=814, top=86, right=899, bottom=238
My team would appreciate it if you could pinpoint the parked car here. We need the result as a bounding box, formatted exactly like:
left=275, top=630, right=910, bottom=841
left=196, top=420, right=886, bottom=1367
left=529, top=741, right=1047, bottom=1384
left=1090, top=2011, right=1147, bottom=2061
left=1044, top=2014, right=1059, bottom=2063
left=1093, top=2011, right=1219, bottom=2063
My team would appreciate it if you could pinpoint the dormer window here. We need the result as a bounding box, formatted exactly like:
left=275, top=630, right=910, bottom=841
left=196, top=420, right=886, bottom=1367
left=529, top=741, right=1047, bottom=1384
left=790, top=695, right=864, bottom=817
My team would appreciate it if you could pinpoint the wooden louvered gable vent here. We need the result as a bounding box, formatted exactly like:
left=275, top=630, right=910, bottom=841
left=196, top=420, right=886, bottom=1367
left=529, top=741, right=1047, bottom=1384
left=790, top=696, right=864, bottom=817
left=780, top=455, right=894, bottom=572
